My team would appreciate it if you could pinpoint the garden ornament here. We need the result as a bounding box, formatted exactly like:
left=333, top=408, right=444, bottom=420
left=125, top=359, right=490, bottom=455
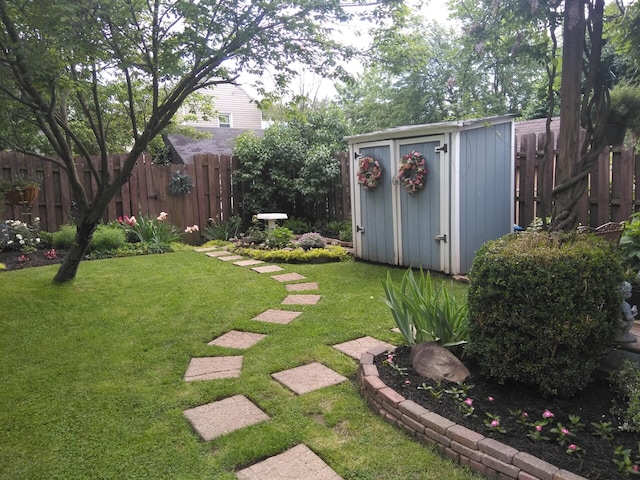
left=618, top=281, right=638, bottom=343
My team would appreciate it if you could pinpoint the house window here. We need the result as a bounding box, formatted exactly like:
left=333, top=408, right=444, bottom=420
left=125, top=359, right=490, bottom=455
left=218, top=113, right=231, bottom=128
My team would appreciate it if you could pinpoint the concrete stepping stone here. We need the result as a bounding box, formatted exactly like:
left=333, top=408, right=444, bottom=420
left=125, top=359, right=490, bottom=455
left=208, top=330, right=267, bottom=349
left=253, top=309, right=302, bottom=325
left=271, top=272, right=306, bottom=282
left=332, top=336, right=396, bottom=360
left=233, top=259, right=265, bottom=267
left=195, top=246, right=223, bottom=253
left=183, top=394, right=269, bottom=442
left=252, top=265, right=285, bottom=273
left=184, top=356, right=243, bottom=381
left=206, top=250, right=232, bottom=257
left=272, top=362, right=347, bottom=395
left=236, top=443, right=343, bottom=480
left=282, top=295, right=321, bottom=305
left=285, top=282, right=319, bottom=292
left=219, top=255, right=244, bottom=261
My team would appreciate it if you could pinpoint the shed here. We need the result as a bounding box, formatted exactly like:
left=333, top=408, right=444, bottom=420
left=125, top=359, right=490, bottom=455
left=346, top=115, right=515, bottom=275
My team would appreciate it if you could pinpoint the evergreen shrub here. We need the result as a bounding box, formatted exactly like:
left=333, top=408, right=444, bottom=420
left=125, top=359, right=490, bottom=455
left=90, top=225, right=126, bottom=252
left=467, top=232, right=624, bottom=397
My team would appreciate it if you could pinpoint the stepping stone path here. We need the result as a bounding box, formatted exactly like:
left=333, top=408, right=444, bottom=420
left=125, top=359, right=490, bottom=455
left=184, top=356, right=243, bottom=381
left=208, top=330, right=266, bottom=349
left=252, top=265, right=284, bottom=273
left=272, top=362, right=347, bottom=395
left=236, top=444, right=342, bottom=480
left=285, top=282, right=319, bottom=292
left=183, top=394, right=269, bottom=442
left=253, top=309, right=302, bottom=325
left=180, top=245, right=396, bottom=479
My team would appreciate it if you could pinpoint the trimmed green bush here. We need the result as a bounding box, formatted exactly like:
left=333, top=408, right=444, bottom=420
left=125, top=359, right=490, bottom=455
left=297, top=232, right=326, bottom=250
left=467, top=232, right=624, bottom=397
left=51, top=224, right=77, bottom=249
left=611, top=360, right=640, bottom=432
left=231, top=244, right=350, bottom=263
left=90, top=225, right=126, bottom=252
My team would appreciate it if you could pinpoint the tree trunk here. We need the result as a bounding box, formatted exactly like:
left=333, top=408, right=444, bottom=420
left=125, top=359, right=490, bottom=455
left=52, top=217, right=100, bottom=283
left=550, top=0, right=585, bottom=232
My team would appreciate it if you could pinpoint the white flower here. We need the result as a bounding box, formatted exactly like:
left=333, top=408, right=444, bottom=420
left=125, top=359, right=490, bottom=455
left=35, top=238, right=40, bottom=243
left=16, top=234, right=22, bottom=240
left=19, top=239, right=24, bottom=245
left=7, top=240, right=13, bottom=245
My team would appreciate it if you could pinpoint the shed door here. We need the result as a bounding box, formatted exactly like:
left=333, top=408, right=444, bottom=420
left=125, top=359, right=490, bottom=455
left=397, top=138, right=445, bottom=270
left=354, top=143, right=396, bottom=265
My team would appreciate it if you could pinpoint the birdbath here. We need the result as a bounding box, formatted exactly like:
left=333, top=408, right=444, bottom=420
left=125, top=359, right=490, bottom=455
left=256, top=213, right=288, bottom=230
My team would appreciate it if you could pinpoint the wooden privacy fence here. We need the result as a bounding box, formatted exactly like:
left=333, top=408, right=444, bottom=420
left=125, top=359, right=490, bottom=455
left=0, top=151, right=351, bottom=240
left=515, top=132, right=638, bottom=229
left=0, top=152, right=241, bottom=241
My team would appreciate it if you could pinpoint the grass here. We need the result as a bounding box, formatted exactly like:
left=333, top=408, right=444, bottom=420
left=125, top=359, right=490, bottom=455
left=0, top=250, right=479, bottom=480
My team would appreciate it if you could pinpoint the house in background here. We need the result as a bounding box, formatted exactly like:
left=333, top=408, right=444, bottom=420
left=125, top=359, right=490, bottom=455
left=180, top=83, right=263, bottom=130
left=165, top=83, right=264, bottom=164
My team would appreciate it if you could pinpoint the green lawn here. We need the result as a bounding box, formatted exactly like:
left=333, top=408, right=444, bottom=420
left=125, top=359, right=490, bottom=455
left=0, top=250, right=479, bottom=480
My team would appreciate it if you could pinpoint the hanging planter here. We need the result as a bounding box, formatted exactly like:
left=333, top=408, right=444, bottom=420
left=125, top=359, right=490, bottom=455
left=356, top=156, right=383, bottom=190
left=1, top=175, right=41, bottom=205
left=168, top=171, right=194, bottom=196
left=397, top=151, right=428, bottom=194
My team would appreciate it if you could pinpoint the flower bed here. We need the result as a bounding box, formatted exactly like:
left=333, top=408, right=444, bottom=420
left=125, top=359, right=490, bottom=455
left=357, top=344, right=588, bottom=480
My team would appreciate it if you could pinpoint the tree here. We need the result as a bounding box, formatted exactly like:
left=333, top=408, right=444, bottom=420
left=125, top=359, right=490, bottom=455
left=233, top=104, right=349, bottom=224
left=0, top=0, right=399, bottom=282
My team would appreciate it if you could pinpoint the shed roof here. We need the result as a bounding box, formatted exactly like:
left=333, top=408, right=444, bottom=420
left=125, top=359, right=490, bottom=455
left=165, top=127, right=264, bottom=164
left=344, top=114, right=517, bottom=144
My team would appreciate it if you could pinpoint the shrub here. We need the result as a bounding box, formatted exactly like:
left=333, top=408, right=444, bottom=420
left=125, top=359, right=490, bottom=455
left=382, top=268, right=469, bottom=347
left=339, top=221, right=352, bottom=242
left=266, top=226, right=293, bottom=249
left=611, top=360, right=640, bottom=432
left=297, top=232, right=326, bottom=250
left=620, top=212, right=640, bottom=271
left=283, top=217, right=309, bottom=234
left=467, top=232, right=624, bottom=397
left=231, top=244, right=350, bottom=263
left=90, top=225, right=126, bottom=252
left=52, top=224, right=77, bottom=249
left=0, top=218, right=41, bottom=252
left=202, top=215, right=242, bottom=241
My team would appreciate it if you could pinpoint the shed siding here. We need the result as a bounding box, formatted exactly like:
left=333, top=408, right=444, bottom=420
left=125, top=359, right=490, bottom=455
left=458, top=122, right=513, bottom=272
left=358, top=145, right=396, bottom=265
left=398, top=140, right=441, bottom=269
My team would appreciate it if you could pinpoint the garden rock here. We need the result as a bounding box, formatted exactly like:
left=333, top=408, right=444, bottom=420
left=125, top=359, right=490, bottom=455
left=409, top=342, right=469, bottom=383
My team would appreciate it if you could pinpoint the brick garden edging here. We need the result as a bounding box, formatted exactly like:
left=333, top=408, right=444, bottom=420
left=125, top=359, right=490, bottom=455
left=356, top=345, right=587, bottom=480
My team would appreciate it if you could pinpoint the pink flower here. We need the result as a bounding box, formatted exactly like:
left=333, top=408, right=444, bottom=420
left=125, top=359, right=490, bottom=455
left=536, top=425, right=543, bottom=432
left=522, top=412, right=529, bottom=419
left=464, top=398, right=473, bottom=406
left=542, top=410, right=554, bottom=418
left=157, top=212, right=168, bottom=221
left=184, top=225, right=199, bottom=234
left=404, top=379, right=410, bottom=384
left=633, top=465, right=639, bottom=473
left=568, top=444, right=577, bottom=451
left=387, top=354, right=394, bottom=363
left=488, top=396, right=494, bottom=402
left=561, top=428, right=570, bottom=435
left=490, top=420, right=499, bottom=427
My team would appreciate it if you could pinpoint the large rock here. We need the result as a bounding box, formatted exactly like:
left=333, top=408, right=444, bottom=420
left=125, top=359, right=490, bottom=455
left=409, top=342, right=470, bottom=384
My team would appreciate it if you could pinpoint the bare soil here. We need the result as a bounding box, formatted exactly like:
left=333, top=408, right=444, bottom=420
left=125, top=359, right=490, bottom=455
left=0, top=249, right=66, bottom=271
left=376, top=345, right=639, bottom=480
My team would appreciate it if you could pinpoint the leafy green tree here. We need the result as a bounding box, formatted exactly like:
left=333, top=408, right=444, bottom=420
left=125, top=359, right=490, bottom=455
left=233, top=104, right=348, bottom=224
left=0, top=0, right=399, bottom=282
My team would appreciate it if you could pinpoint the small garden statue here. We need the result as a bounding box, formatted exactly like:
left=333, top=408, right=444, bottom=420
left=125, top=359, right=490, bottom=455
left=618, top=281, right=638, bottom=343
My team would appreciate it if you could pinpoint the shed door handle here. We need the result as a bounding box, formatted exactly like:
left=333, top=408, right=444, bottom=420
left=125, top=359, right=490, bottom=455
left=356, top=225, right=365, bottom=234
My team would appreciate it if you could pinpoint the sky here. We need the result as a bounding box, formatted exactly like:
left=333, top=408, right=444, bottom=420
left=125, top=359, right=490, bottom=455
left=240, top=0, right=454, bottom=101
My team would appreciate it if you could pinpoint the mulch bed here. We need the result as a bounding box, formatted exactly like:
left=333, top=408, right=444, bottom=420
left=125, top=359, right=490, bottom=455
left=0, top=249, right=67, bottom=271
left=376, top=345, right=639, bottom=480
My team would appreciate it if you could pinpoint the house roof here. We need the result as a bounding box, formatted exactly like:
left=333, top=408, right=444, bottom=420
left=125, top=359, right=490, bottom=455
left=514, top=117, right=560, bottom=150
left=165, top=127, right=264, bottom=164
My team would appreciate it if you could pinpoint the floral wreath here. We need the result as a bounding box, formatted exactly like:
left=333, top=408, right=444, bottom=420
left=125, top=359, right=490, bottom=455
left=398, top=150, right=428, bottom=193
left=356, top=156, right=383, bottom=189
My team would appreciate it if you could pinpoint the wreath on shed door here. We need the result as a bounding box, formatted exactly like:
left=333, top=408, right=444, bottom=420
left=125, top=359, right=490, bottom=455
left=356, top=156, right=383, bottom=189
left=398, top=150, right=428, bottom=193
